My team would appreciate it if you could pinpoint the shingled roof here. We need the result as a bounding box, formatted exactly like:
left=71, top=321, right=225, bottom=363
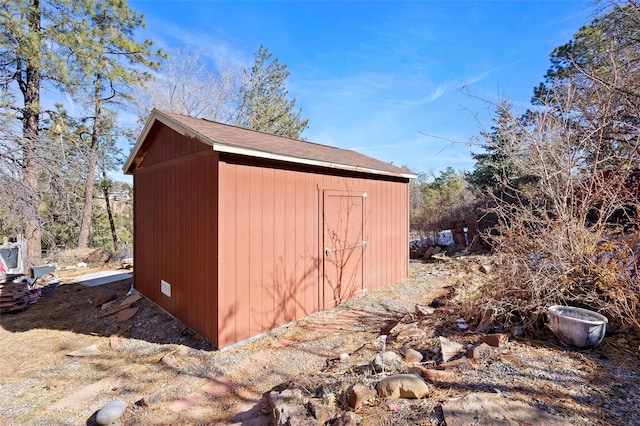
left=124, top=109, right=415, bottom=179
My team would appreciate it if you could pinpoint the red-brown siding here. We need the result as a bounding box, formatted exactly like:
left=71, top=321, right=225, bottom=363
left=215, top=155, right=408, bottom=348
left=131, top=122, right=410, bottom=349
left=133, top=131, right=218, bottom=344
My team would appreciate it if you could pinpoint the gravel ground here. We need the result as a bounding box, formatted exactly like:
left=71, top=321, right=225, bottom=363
left=1, top=256, right=639, bottom=425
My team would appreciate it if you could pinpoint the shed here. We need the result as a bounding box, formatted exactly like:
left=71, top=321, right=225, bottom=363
left=124, top=109, right=416, bottom=348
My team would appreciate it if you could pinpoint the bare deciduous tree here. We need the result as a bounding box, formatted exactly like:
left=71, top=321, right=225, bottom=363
left=138, top=48, right=242, bottom=123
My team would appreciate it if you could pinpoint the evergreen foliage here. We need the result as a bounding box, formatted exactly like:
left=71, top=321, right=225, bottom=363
left=466, top=102, right=524, bottom=196
left=531, top=2, right=640, bottom=169
left=0, top=0, right=159, bottom=258
left=236, top=45, right=309, bottom=139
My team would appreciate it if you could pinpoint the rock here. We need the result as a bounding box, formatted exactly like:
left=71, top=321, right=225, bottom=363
left=109, top=336, right=119, bottom=349
left=307, top=399, right=332, bottom=423
left=395, top=323, right=426, bottom=342
left=139, top=390, right=163, bottom=407
left=510, top=326, right=524, bottom=338
left=404, top=348, right=423, bottom=364
left=376, top=374, right=429, bottom=399
left=95, top=400, right=127, bottom=425
left=269, top=389, right=314, bottom=426
left=408, top=366, right=453, bottom=383
left=414, top=304, right=435, bottom=316
left=439, top=358, right=470, bottom=370
left=347, top=383, right=376, bottom=409
left=441, top=392, right=572, bottom=426
left=483, top=333, right=509, bottom=347
left=374, top=351, right=403, bottom=372
left=94, top=290, right=117, bottom=307
left=174, top=344, right=191, bottom=357
left=332, top=411, right=358, bottom=426
left=467, top=343, right=494, bottom=362
left=339, top=353, right=350, bottom=361
left=439, top=336, right=464, bottom=362
left=116, top=307, right=139, bottom=322
left=66, top=345, right=102, bottom=357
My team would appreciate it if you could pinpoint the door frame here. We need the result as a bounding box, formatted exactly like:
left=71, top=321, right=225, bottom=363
left=319, top=187, right=368, bottom=309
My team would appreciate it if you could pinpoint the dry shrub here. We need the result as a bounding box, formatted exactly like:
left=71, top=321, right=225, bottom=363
left=464, top=86, right=640, bottom=335
left=474, top=221, right=639, bottom=333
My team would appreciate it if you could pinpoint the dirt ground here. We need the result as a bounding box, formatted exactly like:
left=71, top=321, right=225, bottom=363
left=1, top=252, right=639, bottom=425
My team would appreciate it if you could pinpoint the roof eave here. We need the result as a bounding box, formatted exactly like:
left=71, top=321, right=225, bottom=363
left=123, top=109, right=216, bottom=174
left=125, top=110, right=417, bottom=180
left=211, top=143, right=417, bottom=179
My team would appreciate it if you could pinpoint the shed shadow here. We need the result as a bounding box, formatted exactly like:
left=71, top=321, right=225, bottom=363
left=0, top=277, right=213, bottom=350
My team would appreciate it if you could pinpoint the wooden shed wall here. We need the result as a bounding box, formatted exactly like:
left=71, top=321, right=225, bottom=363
left=216, top=155, right=409, bottom=348
left=132, top=123, right=410, bottom=349
left=133, top=125, right=218, bottom=343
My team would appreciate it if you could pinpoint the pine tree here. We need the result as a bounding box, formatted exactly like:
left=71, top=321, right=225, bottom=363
left=69, top=0, right=163, bottom=249
left=0, top=0, right=78, bottom=265
left=236, top=45, right=309, bottom=139
left=466, top=102, right=523, bottom=195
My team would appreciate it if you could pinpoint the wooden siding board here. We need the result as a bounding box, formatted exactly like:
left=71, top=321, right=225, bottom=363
left=211, top=156, right=220, bottom=344
left=294, top=172, right=305, bottom=319
left=304, top=173, right=318, bottom=315
left=249, top=166, right=263, bottom=337
left=235, top=165, right=251, bottom=342
left=284, top=171, right=295, bottom=322
left=218, top=162, right=237, bottom=348
left=371, top=179, right=381, bottom=290
left=262, top=167, right=276, bottom=331
left=272, top=168, right=287, bottom=327
left=194, top=160, right=206, bottom=334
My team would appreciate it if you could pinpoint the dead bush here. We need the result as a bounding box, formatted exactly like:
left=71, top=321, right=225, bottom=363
left=463, top=86, right=640, bottom=335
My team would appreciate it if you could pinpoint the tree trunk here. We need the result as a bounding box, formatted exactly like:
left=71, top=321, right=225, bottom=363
left=77, top=75, right=103, bottom=249
left=102, top=169, right=119, bottom=252
left=23, top=0, right=42, bottom=267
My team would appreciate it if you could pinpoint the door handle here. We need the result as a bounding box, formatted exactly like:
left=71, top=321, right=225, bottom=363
left=324, top=247, right=333, bottom=257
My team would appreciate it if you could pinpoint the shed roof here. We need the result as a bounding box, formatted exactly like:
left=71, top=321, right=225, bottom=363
left=124, top=109, right=416, bottom=179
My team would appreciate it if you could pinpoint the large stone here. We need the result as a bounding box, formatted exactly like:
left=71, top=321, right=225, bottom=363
left=414, top=304, right=435, bottom=316
left=376, top=374, right=429, bottom=399
left=439, top=336, right=464, bottom=362
left=374, top=351, right=403, bottom=372
left=442, top=392, right=572, bottom=426
left=332, top=411, right=358, bottom=426
left=307, top=399, right=332, bottom=423
left=467, top=343, right=494, bottom=362
left=483, top=333, right=508, bottom=347
left=269, top=389, right=315, bottom=426
left=96, top=400, right=127, bottom=425
left=404, top=348, right=423, bottom=364
left=396, top=323, right=426, bottom=342
left=347, top=383, right=377, bottom=409
left=94, top=290, right=117, bottom=307
left=408, top=366, right=453, bottom=383
left=66, top=345, right=102, bottom=357
left=139, top=390, right=163, bottom=407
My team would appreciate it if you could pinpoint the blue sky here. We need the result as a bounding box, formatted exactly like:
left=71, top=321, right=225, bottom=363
left=125, top=0, right=594, bottom=179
